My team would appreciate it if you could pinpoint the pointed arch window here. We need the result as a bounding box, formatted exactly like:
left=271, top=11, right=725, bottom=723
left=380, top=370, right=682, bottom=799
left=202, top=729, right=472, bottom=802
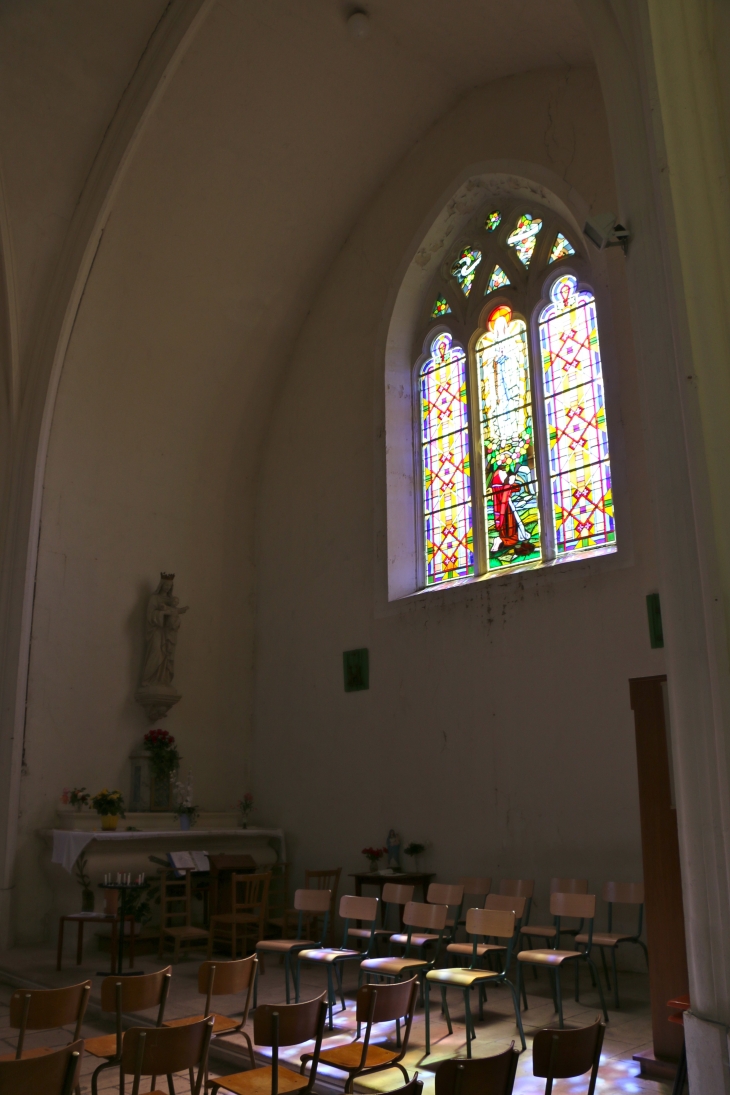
left=412, top=202, right=616, bottom=589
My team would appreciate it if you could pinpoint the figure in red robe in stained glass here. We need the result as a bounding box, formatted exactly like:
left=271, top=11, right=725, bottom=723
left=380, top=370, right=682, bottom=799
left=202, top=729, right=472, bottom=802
left=490, top=467, right=534, bottom=556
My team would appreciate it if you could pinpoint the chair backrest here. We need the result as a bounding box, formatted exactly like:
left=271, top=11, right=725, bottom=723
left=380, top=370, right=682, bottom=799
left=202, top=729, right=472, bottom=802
left=427, top=883, right=464, bottom=906
left=160, top=868, right=193, bottom=928
left=254, top=994, right=327, bottom=1047
left=388, top=1078, right=423, bottom=1095
left=10, top=981, right=91, bottom=1031
left=305, top=868, right=341, bottom=944
left=499, top=878, right=534, bottom=898
left=485, top=894, right=526, bottom=920
left=550, top=892, right=596, bottom=920
left=340, top=895, right=378, bottom=922
left=209, top=854, right=257, bottom=915
left=100, top=967, right=171, bottom=1014
left=210, top=854, right=257, bottom=872
left=355, top=976, right=418, bottom=1024
left=122, top=1018, right=213, bottom=1089
left=465, top=908, right=515, bottom=940
left=533, top=1018, right=605, bottom=1082
left=550, top=877, right=588, bottom=895
left=459, top=877, right=491, bottom=899
left=232, top=871, right=271, bottom=916
left=0, top=1039, right=84, bottom=1095
left=603, top=881, right=644, bottom=904
left=435, top=1044, right=520, bottom=1095
left=198, top=953, right=257, bottom=996
left=403, top=901, right=448, bottom=931
left=294, top=888, right=332, bottom=914
left=382, top=883, right=415, bottom=905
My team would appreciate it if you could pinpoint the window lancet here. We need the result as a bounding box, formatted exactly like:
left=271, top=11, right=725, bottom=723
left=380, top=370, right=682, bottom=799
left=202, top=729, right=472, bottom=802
left=451, top=247, right=482, bottom=296
left=507, top=214, right=542, bottom=266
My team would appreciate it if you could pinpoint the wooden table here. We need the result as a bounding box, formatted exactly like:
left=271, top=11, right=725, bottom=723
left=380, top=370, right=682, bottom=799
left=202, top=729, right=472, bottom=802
left=350, top=871, right=435, bottom=927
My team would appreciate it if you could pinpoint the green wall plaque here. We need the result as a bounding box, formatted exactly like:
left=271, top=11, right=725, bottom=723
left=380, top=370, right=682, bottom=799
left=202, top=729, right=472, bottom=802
left=646, top=592, right=664, bottom=649
left=343, top=648, right=369, bottom=692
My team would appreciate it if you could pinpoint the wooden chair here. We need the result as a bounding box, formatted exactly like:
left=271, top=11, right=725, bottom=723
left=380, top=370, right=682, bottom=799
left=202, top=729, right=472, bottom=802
left=389, top=884, right=462, bottom=955
left=455, top=877, right=492, bottom=932
left=296, top=895, right=379, bottom=1029
left=425, top=909, right=526, bottom=1056
left=304, top=867, right=341, bottom=945
left=120, top=1016, right=213, bottom=1095
left=385, top=1078, right=423, bottom=1095
left=520, top=878, right=588, bottom=952
left=159, top=868, right=210, bottom=961
left=447, top=895, right=526, bottom=965
left=85, top=966, right=171, bottom=1095
left=516, top=893, right=609, bottom=1027
left=0, top=1039, right=83, bottom=1095
left=348, top=882, right=414, bottom=953
left=209, top=855, right=257, bottom=925
left=57, top=889, right=136, bottom=973
left=209, top=871, right=271, bottom=958
left=255, top=888, right=331, bottom=1005
left=1, top=981, right=90, bottom=1061
left=434, top=1043, right=520, bottom=1095
left=532, top=1017, right=605, bottom=1094
left=164, top=954, right=257, bottom=1069
left=300, top=976, right=418, bottom=1092
left=361, top=901, right=449, bottom=997
left=210, top=994, right=328, bottom=1095
left=575, top=882, right=648, bottom=1008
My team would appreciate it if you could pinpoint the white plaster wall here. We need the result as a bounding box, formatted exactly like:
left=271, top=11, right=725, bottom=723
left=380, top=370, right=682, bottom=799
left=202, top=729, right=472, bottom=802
left=254, top=67, right=664, bottom=952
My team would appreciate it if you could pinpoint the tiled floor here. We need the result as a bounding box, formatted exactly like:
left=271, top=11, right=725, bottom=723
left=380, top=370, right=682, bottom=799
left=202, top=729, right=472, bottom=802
left=0, top=944, right=673, bottom=1093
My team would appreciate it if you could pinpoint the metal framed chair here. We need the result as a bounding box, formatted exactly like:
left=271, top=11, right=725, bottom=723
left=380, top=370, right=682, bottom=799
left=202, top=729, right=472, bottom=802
left=209, top=871, right=271, bottom=959
left=361, top=901, right=449, bottom=997
left=455, top=877, right=492, bottom=933
left=211, top=994, right=328, bottom=1095
left=519, top=878, right=587, bottom=952
left=2, top=981, right=91, bottom=1062
left=0, top=1039, right=83, bottom=1095
left=304, top=868, right=341, bottom=945
left=299, top=976, right=418, bottom=1092
left=434, top=1043, right=520, bottom=1095
left=425, top=909, right=526, bottom=1056
left=575, top=882, right=647, bottom=1008
left=120, top=1016, right=214, bottom=1095
left=499, top=879, right=534, bottom=928
left=516, top=893, right=609, bottom=1027
left=296, top=895, right=379, bottom=1029
left=532, top=1016, right=605, bottom=1094
left=255, top=888, right=331, bottom=1006
left=389, top=885, right=462, bottom=954
left=348, top=882, right=414, bottom=953
left=164, top=954, right=257, bottom=1070
left=84, top=966, right=171, bottom=1095
left=447, top=896, right=526, bottom=974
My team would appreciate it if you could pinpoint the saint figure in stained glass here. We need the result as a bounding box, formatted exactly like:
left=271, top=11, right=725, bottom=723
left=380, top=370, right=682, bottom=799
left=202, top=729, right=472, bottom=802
left=549, top=233, right=576, bottom=263
left=486, top=265, right=510, bottom=294
left=420, top=332, right=474, bottom=585
left=475, top=305, right=541, bottom=570
left=451, top=247, right=482, bottom=296
left=507, top=214, right=542, bottom=267
left=485, top=210, right=502, bottom=232
left=539, top=275, right=615, bottom=554
left=431, top=296, right=452, bottom=318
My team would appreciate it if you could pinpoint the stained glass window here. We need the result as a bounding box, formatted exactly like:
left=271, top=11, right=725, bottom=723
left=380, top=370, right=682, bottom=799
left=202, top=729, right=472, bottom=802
left=507, top=214, right=542, bottom=267
left=485, top=210, right=502, bottom=232
left=420, top=332, right=474, bottom=585
left=475, top=306, right=541, bottom=570
left=451, top=247, right=482, bottom=297
left=486, top=265, right=510, bottom=294
left=549, top=233, right=575, bottom=263
left=539, top=275, right=615, bottom=554
left=431, top=296, right=452, bottom=318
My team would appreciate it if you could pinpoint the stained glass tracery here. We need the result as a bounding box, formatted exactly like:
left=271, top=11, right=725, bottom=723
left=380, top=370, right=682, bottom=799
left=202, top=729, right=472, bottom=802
left=486, top=265, right=510, bottom=293
left=431, top=296, right=452, bottom=318
left=539, top=275, right=615, bottom=554
left=485, top=210, right=502, bottom=232
left=420, top=332, right=474, bottom=585
left=451, top=247, right=482, bottom=296
left=549, top=233, right=575, bottom=263
left=507, top=214, right=542, bottom=267
left=475, top=306, right=541, bottom=570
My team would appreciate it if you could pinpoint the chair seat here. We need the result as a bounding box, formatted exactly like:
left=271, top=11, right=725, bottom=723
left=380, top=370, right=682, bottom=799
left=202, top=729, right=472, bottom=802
left=575, top=932, right=635, bottom=947
left=165, top=1012, right=239, bottom=1034
left=361, top=956, right=428, bottom=975
left=298, top=947, right=361, bottom=963
left=517, top=949, right=582, bottom=966
left=214, top=1064, right=309, bottom=1094
left=389, top=932, right=438, bottom=947
left=257, top=938, right=316, bottom=952
left=0, top=1047, right=53, bottom=1061
left=521, top=925, right=556, bottom=938
left=162, top=926, right=209, bottom=939
left=318, top=1042, right=398, bottom=1069
left=84, top=1033, right=120, bottom=1058
left=446, top=942, right=506, bottom=957
left=427, top=967, right=500, bottom=988
left=211, top=915, right=259, bottom=926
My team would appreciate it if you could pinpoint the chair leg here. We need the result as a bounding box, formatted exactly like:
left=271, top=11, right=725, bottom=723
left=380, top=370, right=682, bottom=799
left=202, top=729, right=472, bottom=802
left=424, top=978, right=431, bottom=1055
left=284, top=954, right=291, bottom=1004
left=585, top=955, right=609, bottom=1022
left=555, top=968, right=564, bottom=1028
left=57, top=918, right=65, bottom=971
left=516, top=961, right=528, bottom=1012
left=326, top=967, right=334, bottom=1030
left=111, top=921, right=118, bottom=975
left=295, top=960, right=301, bottom=1002
left=600, top=945, right=611, bottom=990
left=463, top=990, right=473, bottom=1059
left=395, top=1017, right=401, bottom=1048
left=671, top=1041, right=687, bottom=1095
left=611, top=947, right=619, bottom=1009
left=442, top=987, right=453, bottom=1034
left=639, top=939, right=650, bottom=971
left=76, top=921, right=84, bottom=966
left=91, top=1059, right=117, bottom=1095
left=335, top=962, right=346, bottom=1011
left=504, top=978, right=527, bottom=1050
left=478, top=983, right=485, bottom=1021
left=574, top=955, right=580, bottom=1002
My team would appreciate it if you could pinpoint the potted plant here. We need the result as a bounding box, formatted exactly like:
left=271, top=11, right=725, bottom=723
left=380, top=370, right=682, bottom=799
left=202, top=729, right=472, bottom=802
left=91, top=789, right=126, bottom=830
left=74, top=851, right=95, bottom=911
left=173, top=771, right=198, bottom=830
left=61, top=787, right=90, bottom=811
left=404, top=841, right=426, bottom=872
left=362, top=846, right=387, bottom=872
left=143, top=728, right=180, bottom=808
left=238, top=792, right=254, bottom=828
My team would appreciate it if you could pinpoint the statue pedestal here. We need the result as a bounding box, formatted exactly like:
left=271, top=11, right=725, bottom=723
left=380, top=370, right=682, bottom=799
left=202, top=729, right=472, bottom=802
left=134, top=684, right=181, bottom=721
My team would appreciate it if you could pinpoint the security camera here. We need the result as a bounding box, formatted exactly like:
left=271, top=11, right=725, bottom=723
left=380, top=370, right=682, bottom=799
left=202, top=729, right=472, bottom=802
left=584, top=213, right=630, bottom=254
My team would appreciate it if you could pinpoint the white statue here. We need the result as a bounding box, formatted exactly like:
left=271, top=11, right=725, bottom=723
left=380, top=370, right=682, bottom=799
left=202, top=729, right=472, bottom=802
left=136, top=573, right=188, bottom=720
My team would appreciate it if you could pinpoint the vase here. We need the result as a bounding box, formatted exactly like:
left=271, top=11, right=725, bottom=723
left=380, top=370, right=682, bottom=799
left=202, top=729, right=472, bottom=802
left=81, top=889, right=95, bottom=912
left=368, top=861, right=377, bottom=872
left=101, top=814, right=118, bottom=831
left=179, top=815, right=191, bottom=831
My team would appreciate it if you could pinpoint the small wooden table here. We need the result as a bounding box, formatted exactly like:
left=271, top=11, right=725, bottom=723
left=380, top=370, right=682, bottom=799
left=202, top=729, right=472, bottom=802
left=350, top=871, right=435, bottom=927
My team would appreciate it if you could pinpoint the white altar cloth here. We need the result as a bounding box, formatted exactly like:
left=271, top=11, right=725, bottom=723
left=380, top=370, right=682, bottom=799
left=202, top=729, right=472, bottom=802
left=48, top=828, right=286, bottom=873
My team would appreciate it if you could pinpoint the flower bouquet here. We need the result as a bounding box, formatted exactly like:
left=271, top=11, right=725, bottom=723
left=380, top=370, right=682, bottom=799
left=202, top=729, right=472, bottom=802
left=173, top=771, right=198, bottom=830
left=91, top=789, right=126, bottom=831
left=362, top=846, right=387, bottom=872
left=143, top=728, right=181, bottom=782
left=61, top=787, right=90, bottom=811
